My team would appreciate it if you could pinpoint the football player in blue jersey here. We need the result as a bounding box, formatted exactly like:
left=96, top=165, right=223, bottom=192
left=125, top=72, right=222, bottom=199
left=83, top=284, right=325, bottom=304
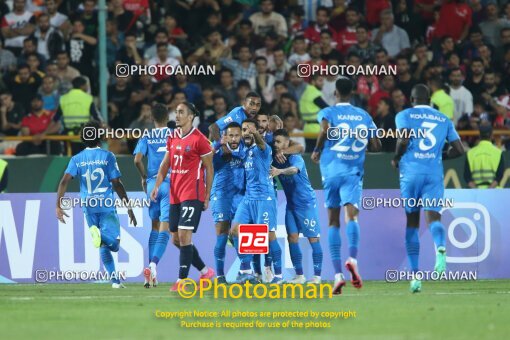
left=311, top=77, right=381, bottom=295
left=271, top=129, right=323, bottom=284
left=393, top=84, right=464, bottom=293
left=133, top=103, right=172, bottom=288
left=56, top=121, right=137, bottom=288
left=231, top=119, right=283, bottom=284
left=211, top=122, right=246, bottom=284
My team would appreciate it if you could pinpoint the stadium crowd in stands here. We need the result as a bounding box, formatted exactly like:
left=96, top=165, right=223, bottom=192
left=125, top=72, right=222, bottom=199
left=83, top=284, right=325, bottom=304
left=1, top=0, right=510, bottom=155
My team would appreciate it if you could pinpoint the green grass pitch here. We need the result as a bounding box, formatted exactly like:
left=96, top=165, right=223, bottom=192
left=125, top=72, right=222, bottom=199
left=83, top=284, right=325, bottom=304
left=1, top=280, right=509, bottom=339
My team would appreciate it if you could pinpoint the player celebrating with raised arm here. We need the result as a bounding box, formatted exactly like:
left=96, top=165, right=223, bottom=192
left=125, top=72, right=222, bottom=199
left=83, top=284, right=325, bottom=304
left=56, top=121, right=137, bottom=288
left=151, top=102, right=215, bottom=292
left=211, top=122, right=246, bottom=284
left=133, top=103, right=172, bottom=288
left=393, top=84, right=464, bottom=293
left=271, top=129, right=323, bottom=284
left=311, top=77, right=381, bottom=295
left=231, top=119, right=283, bottom=284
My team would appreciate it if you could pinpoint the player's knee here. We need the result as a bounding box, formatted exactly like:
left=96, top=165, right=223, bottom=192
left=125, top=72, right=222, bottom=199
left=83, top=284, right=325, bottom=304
left=172, top=237, right=180, bottom=248
left=308, top=237, right=319, bottom=244
left=287, top=234, right=299, bottom=243
left=110, top=240, right=120, bottom=252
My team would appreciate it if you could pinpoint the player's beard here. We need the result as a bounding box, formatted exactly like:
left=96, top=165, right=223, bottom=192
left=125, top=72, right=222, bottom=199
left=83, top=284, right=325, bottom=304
left=243, top=135, right=254, bottom=146
left=228, top=142, right=239, bottom=150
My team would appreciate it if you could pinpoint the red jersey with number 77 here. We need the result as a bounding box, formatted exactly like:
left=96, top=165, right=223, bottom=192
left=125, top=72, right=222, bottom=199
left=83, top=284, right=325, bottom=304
left=166, top=127, right=213, bottom=204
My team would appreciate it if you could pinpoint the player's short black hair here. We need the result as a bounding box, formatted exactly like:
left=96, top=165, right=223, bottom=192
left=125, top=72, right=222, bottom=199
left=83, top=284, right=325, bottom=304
left=335, top=76, right=354, bottom=96
left=245, top=91, right=261, bottom=100
left=273, top=128, right=289, bottom=139
left=242, top=118, right=259, bottom=130
left=72, top=76, right=87, bottom=89
left=226, top=122, right=242, bottom=131
left=180, top=101, right=199, bottom=117
left=411, top=84, right=430, bottom=103
left=152, top=102, right=168, bottom=124
left=81, top=121, right=101, bottom=147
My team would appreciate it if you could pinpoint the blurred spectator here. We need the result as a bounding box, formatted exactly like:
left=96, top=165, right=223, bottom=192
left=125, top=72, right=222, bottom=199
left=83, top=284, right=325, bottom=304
left=235, top=80, right=251, bottom=106
left=175, top=74, right=202, bottom=104
left=304, top=6, right=336, bottom=43
left=249, top=56, right=275, bottom=106
left=368, top=74, right=395, bottom=116
left=433, top=0, right=472, bottom=42
left=0, top=40, right=17, bottom=74
left=366, top=0, right=391, bottom=27
left=187, top=30, right=226, bottom=69
left=249, top=0, right=288, bottom=40
left=336, top=6, right=360, bottom=54
left=271, top=47, right=291, bottom=82
left=479, top=2, right=505, bottom=47
left=429, top=76, right=454, bottom=120
left=462, top=26, right=490, bottom=64
left=153, top=79, right=173, bottom=104
left=26, top=53, right=45, bottom=77
left=219, top=0, right=244, bottom=33
left=15, top=95, right=60, bottom=156
left=374, top=97, right=396, bottom=152
left=393, top=0, right=424, bottom=44
left=106, top=18, right=123, bottom=69
left=1, top=0, right=35, bottom=54
left=395, top=55, right=416, bottom=100
left=283, top=113, right=305, bottom=150
left=33, top=13, right=65, bottom=61
left=347, top=24, right=379, bottom=63
left=287, top=66, right=307, bottom=102
left=277, top=93, right=299, bottom=119
left=108, top=0, right=135, bottom=33
left=255, top=31, right=278, bottom=70
left=448, top=67, right=474, bottom=125
left=480, top=69, right=507, bottom=111
left=75, top=0, right=99, bottom=37
left=372, top=9, right=410, bottom=58
left=0, top=91, right=25, bottom=136
left=433, top=36, right=455, bottom=68
left=197, top=11, right=226, bottom=41
left=45, top=0, right=71, bottom=38
left=18, top=37, right=46, bottom=68
left=464, top=57, right=485, bottom=100
left=299, top=74, right=328, bottom=151
left=199, top=87, right=215, bottom=119
left=164, top=14, right=188, bottom=46
left=322, top=58, right=340, bottom=105
left=391, top=88, right=409, bottom=113
left=199, top=93, right=228, bottom=136
left=128, top=102, right=155, bottom=130
left=289, top=5, right=307, bottom=38
left=116, top=32, right=143, bottom=65
left=320, top=29, right=342, bottom=61
left=464, top=121, right=504, bottom=189
left=143, top=29, right=182, bottom=63
left=228, top=19, right=263, bottom=54
left=214, top=68, right=236, bottom=108
left=375, top=47, right=391, bottom=69
left=55, top=51, right=81, bottom=87
left=288, top=36, right=311, bottom=66
left=38, top=76, right=60, bottom=111
left=147, top=43, right=179, bottom=83
left=4, top=63, right=42, bottom=112
left=220, top=45, right=256, bottom=84
left=68, top=19, right=97, bottom=78
left=411, top=43, right=433, bottom=82
left=108, top=76, right=133, bottom=125
left=130, top=74, right=157, bottom=106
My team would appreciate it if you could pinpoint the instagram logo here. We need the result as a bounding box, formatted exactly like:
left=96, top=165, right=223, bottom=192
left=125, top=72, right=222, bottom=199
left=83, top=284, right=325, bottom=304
left=441, top=202, right=491, bottom=264
left=297, top=64, right=311, bottom=78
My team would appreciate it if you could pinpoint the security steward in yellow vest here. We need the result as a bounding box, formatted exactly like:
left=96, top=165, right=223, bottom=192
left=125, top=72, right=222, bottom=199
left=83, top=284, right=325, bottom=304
left=43, top=76, right=101, bottom=154
left=298, top=75, right=328, bottom=152
left=0, top=159, right=8, bottom=193
left=464, top=122, right=505, bottom=188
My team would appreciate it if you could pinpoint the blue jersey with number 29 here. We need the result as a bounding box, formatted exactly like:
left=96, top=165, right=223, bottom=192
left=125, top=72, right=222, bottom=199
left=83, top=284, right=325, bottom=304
left=317, top=103, right=376, bottom=179
left=65, top=147, right=122, bottom=214
left=396, top=105, right=460, bottom=177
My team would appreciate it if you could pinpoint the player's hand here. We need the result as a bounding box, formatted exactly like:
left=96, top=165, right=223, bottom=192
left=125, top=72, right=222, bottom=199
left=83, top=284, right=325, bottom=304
left=270, top=166, right=281, bottom=177
left=128, top=208, right=137, bottom=226
left=274, top=151, right=287, bottom=164
left=220, top=134, right=229, bottom=146
left=391, top=156, right=400, bottom=169
left=150, top=187, right=158, bottom=202
left=141, top=178, right=147, bottom=193
left=203, top=199, right=209, bottom=211
left=311, top=151, right=321, bottom=163
left=56, top=207, right=69, bottom=224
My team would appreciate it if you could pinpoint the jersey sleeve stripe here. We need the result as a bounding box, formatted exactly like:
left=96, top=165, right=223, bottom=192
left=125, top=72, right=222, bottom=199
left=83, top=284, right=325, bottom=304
left=200, top=150, right=213, bottom=157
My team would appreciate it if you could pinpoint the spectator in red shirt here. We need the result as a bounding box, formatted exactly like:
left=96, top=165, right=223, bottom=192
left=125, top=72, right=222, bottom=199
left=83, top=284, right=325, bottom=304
left=433, top=0, right=472, bottom=42
left=15, top=94, right=60, bottom=155
left=336, top=7, right=360, bottom=54
left=414, top=0, right=436, bottom=23
left=368, top=75, right=395, bottom=116
left=304, top=6, right=336, bottom=43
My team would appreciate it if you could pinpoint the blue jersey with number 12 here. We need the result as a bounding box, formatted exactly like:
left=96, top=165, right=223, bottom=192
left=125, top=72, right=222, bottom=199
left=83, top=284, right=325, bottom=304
left=317, top=103, right=376, bottom=179
left=65, top=147, right=121, bottom=214
left=396, top=105, right=460, bottom=177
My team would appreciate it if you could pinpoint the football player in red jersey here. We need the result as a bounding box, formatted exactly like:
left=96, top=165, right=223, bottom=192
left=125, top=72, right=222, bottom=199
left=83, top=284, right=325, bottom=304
left=151, top=102, right=215, bottom=292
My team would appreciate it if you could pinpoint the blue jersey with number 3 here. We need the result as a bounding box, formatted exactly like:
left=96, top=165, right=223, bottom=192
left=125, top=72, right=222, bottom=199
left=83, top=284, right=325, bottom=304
left=396, top=105, right=460, bottom=177
left=317, top=103, right=376, bottom=179
left=65, top=147, right=121, bottom=214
